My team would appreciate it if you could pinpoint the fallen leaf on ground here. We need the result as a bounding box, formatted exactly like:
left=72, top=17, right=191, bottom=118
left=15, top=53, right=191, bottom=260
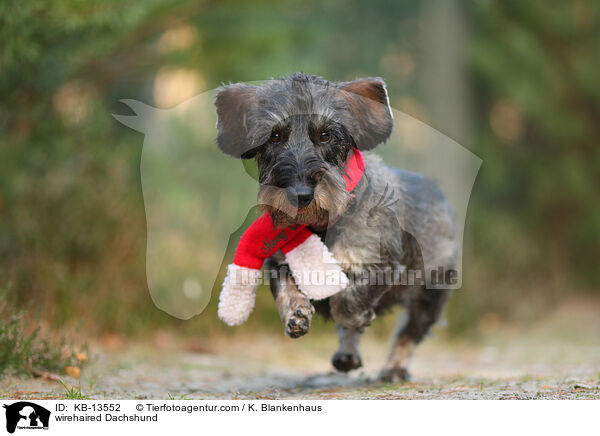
left=75, top=352, right=88, bottom=362
left=65, top=366, right=81, bottom=379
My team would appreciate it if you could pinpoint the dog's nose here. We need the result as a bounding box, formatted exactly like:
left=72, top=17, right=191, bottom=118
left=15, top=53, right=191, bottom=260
left=287, top=185, right=314, bottom=208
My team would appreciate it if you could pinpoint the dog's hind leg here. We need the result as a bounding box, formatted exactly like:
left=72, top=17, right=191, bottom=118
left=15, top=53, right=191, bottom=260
left=266, top=258, right=315, bottom=338
left=332, top=324, right=363, bottom=372
left=379, top=288, right=451, bottom=382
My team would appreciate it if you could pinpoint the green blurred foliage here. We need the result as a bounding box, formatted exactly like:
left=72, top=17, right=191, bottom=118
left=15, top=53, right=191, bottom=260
left=0, top=0, right=598, bottom=338
left=448, top=0, right=600, bottom=333
left=0, top=287, right=79, bottom=376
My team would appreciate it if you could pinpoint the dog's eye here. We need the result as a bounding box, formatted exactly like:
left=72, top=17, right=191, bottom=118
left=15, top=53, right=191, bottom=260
left=319, top=131, right=331, bottom=143
left=269, top=131, right=282, bottom=144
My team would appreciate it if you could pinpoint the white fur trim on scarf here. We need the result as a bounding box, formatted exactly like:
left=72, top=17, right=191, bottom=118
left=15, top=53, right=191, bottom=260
left=218, top=264, right=262, bottom=326
left=284, top=234, right=349, bottom=300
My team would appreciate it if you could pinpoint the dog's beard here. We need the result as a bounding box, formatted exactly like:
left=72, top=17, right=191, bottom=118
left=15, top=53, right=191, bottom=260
left=257, top=170, right=350, bottom=230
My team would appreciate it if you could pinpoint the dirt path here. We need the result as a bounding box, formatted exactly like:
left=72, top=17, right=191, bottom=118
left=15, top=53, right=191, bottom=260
left=2, top=321, right=599, bottom=400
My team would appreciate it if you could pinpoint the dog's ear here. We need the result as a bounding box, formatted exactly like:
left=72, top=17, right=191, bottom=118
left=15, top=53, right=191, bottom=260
left=339, top=78, right=394, bottom=150
left=214, top=84, right=258, bottom=158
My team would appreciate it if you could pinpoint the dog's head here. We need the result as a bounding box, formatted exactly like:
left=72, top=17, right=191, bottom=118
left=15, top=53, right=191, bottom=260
left=214, top=73, right=393, bottom=228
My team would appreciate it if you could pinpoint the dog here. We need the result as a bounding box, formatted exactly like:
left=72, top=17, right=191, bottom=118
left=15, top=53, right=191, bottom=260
left=214, top=73, right=458, bottom=382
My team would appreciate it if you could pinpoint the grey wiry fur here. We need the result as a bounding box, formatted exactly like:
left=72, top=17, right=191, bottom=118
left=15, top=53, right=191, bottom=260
left=214, top=73, right=458, bottom=381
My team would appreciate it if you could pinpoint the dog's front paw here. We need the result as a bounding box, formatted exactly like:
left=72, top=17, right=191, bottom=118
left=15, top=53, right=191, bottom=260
left=378, top=367, right=411, bottom=383
left=332, top=351, right=363, bottom=372
left=284, top=302, right=314, bottom=339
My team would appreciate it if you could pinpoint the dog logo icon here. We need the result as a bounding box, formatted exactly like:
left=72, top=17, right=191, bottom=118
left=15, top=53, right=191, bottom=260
left=3, top=402, right=50, bottom=433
